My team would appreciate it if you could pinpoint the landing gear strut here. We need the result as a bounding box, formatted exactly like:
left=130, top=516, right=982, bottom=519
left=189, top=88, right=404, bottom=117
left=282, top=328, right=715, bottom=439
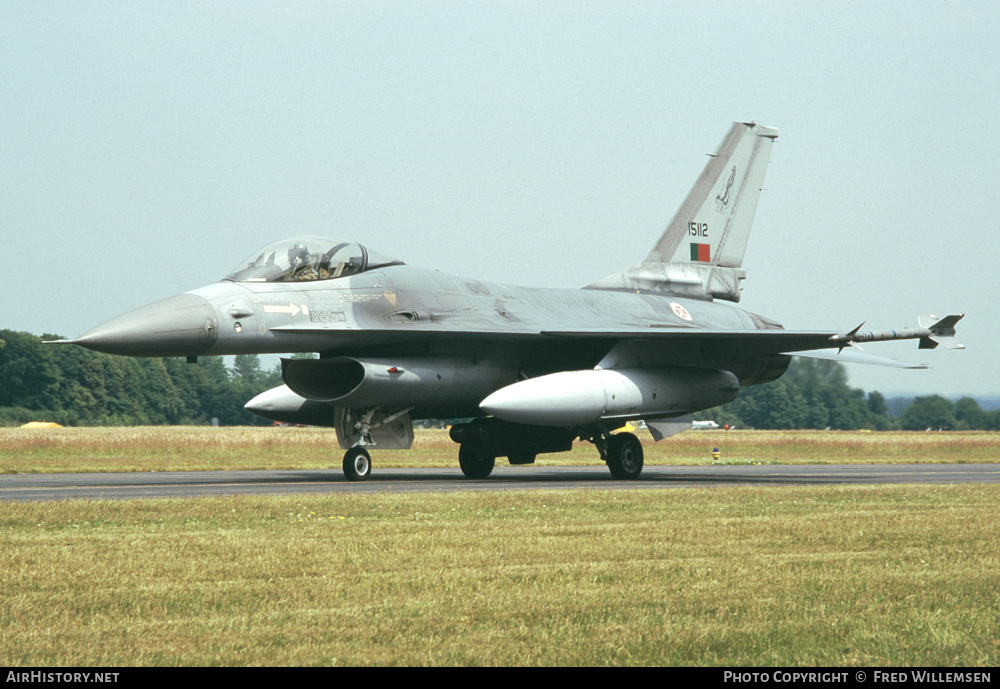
left=337, top=406, right=414, bottom=481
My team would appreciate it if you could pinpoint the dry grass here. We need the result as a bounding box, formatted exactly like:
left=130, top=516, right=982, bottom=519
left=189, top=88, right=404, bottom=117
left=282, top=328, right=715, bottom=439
left=650, top=430, right=1000, bottom=465
left=0, top=427, right=997, bottom=474
left=0, top=426, right=339, bottom=473
left=2, top=485, right=997, bottom=666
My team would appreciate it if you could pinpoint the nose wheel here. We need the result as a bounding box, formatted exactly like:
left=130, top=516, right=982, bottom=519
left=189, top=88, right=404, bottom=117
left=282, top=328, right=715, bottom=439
left=343, top=446, right=372, bottom=481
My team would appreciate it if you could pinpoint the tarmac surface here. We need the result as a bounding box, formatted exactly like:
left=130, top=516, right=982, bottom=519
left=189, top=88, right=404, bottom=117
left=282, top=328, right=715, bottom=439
left=2, top=464, right=998, bottom=502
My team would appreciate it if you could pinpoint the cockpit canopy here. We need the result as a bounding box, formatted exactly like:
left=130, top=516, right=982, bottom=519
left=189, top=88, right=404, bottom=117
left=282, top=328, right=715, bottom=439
left=223, top=237, right=403, bottom=283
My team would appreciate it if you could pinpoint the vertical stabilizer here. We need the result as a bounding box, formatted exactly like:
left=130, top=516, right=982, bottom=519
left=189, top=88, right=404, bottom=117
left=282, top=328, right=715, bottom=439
left=588, top=122, right=778, bottom=302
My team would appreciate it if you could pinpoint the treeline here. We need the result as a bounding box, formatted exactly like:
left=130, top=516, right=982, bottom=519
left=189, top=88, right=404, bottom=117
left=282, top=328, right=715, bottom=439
left=0, top=330, right=282, bottom=426
left=700, top=358, right=999, bottom=431
left=1, top=329, right=995, bottom=430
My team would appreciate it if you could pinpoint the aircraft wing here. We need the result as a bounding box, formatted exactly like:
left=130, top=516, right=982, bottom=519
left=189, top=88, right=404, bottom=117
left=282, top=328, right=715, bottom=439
left=539, top=328, right=947, bottom=368
left=271, top=322, right=839, bottom=353
left=539, top=313, right=964, bottom=358
left=539, top=328, right=839, bottom=355
left=269, top=320, right=957, bottom=362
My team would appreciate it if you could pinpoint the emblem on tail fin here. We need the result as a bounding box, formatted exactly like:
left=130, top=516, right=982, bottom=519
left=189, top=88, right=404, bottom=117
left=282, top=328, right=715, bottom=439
left=715, top=166, right=736, bottom=213
left=689, top=243, right=711, bottom=262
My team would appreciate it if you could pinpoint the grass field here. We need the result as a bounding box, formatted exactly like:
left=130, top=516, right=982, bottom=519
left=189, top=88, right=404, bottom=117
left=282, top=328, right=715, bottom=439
left=2, top=428, right=998, bottom=666
left=1, top=427, right=998, bottom=474
left=3, top=485, right=998, bottom=666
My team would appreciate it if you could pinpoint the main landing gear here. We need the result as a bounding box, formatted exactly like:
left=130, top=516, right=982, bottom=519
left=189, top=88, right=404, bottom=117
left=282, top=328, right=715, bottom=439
left=454, top=430, right=643, bottom=480
left=449, top=418, right=569, bottom=480
left=605, top=431, right=644, bottom=479
left=584, top=428, right=644, bottom=480
left=458, top=443, right=496, bottom=479
left=447, top=419, right=646, bottom=480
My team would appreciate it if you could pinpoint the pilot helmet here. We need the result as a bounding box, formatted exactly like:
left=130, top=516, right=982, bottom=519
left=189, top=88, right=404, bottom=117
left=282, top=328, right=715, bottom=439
left=287, top=243, right=309, bottom=266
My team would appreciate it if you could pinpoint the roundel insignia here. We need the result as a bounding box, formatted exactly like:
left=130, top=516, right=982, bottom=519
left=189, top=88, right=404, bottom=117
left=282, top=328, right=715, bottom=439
left=670, top=302, right=693, bottom=321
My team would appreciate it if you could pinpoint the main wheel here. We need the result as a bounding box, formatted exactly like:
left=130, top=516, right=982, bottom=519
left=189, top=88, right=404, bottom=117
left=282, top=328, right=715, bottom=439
left=343, top=446, right=372, bottom=481
left=606, top=432, right=643, bottom=480
left=459, top=443, right=496, bottom=479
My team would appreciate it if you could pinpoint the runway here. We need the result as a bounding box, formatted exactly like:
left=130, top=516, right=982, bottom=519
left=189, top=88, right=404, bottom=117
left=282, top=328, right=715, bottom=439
left=2, top=464, right=998, bottom=502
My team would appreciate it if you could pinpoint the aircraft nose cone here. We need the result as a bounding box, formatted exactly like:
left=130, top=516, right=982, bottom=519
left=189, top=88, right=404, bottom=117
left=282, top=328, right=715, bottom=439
left=73, top=293, right=219, bottom=357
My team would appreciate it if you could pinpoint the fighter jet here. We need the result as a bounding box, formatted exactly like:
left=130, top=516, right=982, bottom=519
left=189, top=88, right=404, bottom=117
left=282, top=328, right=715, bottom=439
left=53, top=122, right=963, bottom=481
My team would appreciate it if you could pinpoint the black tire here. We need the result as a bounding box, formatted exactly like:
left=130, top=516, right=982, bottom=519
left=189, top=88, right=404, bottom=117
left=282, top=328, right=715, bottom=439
left=459, top=443, right=496, bottom=479
left=343, top=446, right=372, bottom=481
left=606, top=432, right=643, bottom=480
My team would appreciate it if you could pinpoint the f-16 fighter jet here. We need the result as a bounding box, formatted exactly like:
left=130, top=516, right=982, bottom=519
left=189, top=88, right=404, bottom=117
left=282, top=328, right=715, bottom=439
left=55, top=122, right=963, bottom=481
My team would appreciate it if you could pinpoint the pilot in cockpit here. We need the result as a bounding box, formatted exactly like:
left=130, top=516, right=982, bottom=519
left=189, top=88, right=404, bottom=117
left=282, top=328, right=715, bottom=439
left=286, top=242, right=325, bottom=281
left=288, top=243, right=310, bottom=269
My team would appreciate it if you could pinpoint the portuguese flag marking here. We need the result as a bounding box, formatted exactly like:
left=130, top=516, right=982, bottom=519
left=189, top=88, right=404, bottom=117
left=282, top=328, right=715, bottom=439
left=690, top=243, right=711, bottom=262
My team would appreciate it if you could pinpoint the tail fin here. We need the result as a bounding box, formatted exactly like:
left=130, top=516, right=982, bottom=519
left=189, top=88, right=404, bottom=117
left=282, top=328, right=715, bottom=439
left=588, top=121, right=778, bottom=302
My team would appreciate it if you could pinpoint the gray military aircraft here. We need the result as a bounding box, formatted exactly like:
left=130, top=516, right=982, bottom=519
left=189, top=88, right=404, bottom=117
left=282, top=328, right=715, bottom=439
left=54, top=122, right=963, bottom=481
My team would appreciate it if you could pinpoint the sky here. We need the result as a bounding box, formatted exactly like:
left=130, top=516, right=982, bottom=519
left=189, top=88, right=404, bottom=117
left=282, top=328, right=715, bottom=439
left=2, top=1, right=997, bottom=398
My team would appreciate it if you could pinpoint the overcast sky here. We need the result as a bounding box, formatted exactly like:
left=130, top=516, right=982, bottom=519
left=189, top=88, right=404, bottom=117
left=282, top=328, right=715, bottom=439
left=2, top=1, right=997, bottom=397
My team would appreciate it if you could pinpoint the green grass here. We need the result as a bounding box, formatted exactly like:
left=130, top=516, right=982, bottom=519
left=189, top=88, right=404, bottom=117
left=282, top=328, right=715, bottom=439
left=1, top=427, right=998, bottom=474
left=2, top=485, right=998, bottom=666
left=3, top=427, right=997, bottom=665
